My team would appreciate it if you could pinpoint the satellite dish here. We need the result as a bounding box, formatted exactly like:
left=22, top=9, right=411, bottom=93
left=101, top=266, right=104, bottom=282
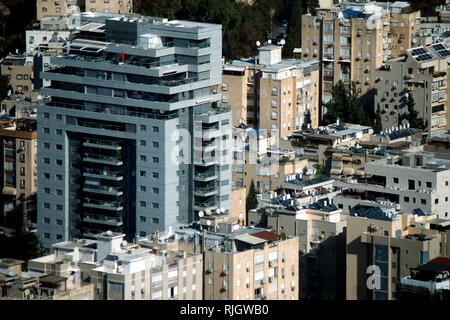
left=198, top=211, right=204, bottom=218
left=37, top=95, right=43, bottom=100
left=106, top=230, right=112, bottom=236
left=256, top=41, right=261, bottom=47
left=121, top=240, right=127, bottom=246
left=216, top=209, right=222, bottom=214
left=8, top=271, right=15, bottom=277
left=280, top=39, right=286, bottom=45
left=268, top=39, right=272, bottom=44
left=221, top=207, right=226, bottom=213
left=207, top=220, right=211, bottom=226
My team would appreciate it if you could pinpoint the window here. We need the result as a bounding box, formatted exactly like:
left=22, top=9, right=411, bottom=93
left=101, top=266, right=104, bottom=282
left=139, top=201, right=146, bottom=207
left=152, top=157, right=159, bottom=163
left=139, top=216, right=146, bottom=222
left=43, top=127, right=50, bottom=134
left=44, top=112, right=50, bottom=119
left=56, top=234, right=62, bottom=240
left=56, top=159, right=62, bottom=166
left=435, top=199, right=439, bottom=204
left=20, top=180, right=25, bottom=189
left=140, top=170, right=146, bottom=177
left=271, top=111, right=277, bottom=120
left=393, top=177, right=399, bottom=183
left=140, top=124, right=146, bottom=131
left=152, top=218, right=159, bottom=224
left=56, top=174, right=62, bottom=181
left=152, top=141, right=159, bottom=148
left=56, top=219, right=62, bottom=225
left=272, top=88, right=277, bottom=96
left=404, top=197, right=409, bottom=203
left=44, top=233, right=50, bottom=239
left=56, top=129, right=62, bottom=135
left=152, top=187, right=159, bottom=194
left=152, top=203, right=159, bottom=209
left=152, top=126, right=159, bottom=133
left=44, top=187, right=50, bottom=194
left=426, top=182, right=432, bottom=188
left=140, top=140, right=146, bottom=146
left=44, top=173, right=50, bottom=179
left=152, top=172, right=159, bottom=179
left=44, top=218, right=50, bottom=224
left=56, top=144, right=62, bottom=150
left=140, top=186, right=146, bottom=192
left=421, top=199, right=426, bottom=205
left=44, top=203, right=50, bottom=209
left=56, top=204, right=63, bottom=211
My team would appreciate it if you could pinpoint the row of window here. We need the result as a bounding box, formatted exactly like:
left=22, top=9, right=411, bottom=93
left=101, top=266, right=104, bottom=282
left=43, top=232, right=63, bottom=240
left=138, top=201, right=159, bottom=209
left=43, top=187, right=63, bottom=196
left=42, top=217, right=63, bottom=225
left=139, top=124, right=159, bottom=133
left=42, top=203, right=63, bottom=210
left=15, top=74, right=30, bottom=80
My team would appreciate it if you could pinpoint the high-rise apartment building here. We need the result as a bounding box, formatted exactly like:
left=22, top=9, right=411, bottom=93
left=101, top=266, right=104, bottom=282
left=302, top=1, right=421, bottom=117
left=0, top=116, right=38, bottom=230
left=222, top=45, right=320, bottom=139
left=374, top=42, right=450, bottom=136
left=37, top=15, right=232, bottom=251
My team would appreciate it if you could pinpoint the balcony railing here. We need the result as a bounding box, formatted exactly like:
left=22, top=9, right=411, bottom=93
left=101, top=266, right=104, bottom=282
left=83, top=184, right=123, bottom=195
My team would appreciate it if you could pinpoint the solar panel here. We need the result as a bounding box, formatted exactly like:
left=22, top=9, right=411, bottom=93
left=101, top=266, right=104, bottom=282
left=411, top=48, right=427, bottom=56
left=416, top=53, right=433, bottom=61
left=433, top=43, right=446, bottom=51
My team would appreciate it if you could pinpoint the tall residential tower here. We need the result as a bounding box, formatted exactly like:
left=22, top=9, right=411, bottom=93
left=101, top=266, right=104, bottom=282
left=37, top=15, right=232, bottom=251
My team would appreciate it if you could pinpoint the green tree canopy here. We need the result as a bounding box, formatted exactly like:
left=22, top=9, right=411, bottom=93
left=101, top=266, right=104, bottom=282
left=246, top=179, right=258, bottom=212
left=323, top=81, right=372, bottom=126
left=282, top=0, right=303, bottom=58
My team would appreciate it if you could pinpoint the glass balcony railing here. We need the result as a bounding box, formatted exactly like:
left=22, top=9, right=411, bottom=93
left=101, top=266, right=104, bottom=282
left=83, top=153, right=123, bottom=165
left=83, top=184, right=123, bottom=194
left=83, top=168, right=123, bottom=178
left=83, top=138, right=121, bottom=150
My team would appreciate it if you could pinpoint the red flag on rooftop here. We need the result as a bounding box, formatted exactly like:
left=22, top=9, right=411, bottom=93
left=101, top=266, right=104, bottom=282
left=122, top=52, right=125, bottom=61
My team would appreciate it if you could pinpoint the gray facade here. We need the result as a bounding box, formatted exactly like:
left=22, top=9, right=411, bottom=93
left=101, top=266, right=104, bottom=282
left=37, top=16, right=232, bottom=251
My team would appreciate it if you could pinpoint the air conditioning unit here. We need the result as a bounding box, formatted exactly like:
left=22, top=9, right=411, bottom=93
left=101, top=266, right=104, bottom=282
left=246, top=267, right=250, bottom=272
left=282, top=274, right=286, bottom=278
left=281, top=289, right=285, bottom=293
left=282, top=258, right=286, bottom=262
left=246, top=283, right=250, bottom=288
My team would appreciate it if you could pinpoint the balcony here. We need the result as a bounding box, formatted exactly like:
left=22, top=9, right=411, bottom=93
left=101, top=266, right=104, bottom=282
left=82, top=214, right=123, bottom=226
left=194, top=187, right=217, bottom=197
left=198, top=157, right=219, bottom=166
left=83, top=138, right=121, bottom=151
left=194, top=202, right=217, bottom=211
left=83, top=184, right=123, bottom=196
left=82, top=153, right=123, bottom=166
left=83, top=168, right=123, bottom=181
left=194, top=170, right=217, bottom=182
left=202, top=128, right=221, bottom=140
left=83, top=198, right=124, bottom=211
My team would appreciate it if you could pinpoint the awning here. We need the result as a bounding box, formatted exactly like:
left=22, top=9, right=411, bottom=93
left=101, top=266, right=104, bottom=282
left=2, top=187, right=16, bottom=196
left=234, top=234, right=267, bottom=245
left=343, top=167, right=355, bottom=175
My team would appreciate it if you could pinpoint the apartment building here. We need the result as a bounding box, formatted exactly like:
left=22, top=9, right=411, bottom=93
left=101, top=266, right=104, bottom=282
left=28, top=231, right=202, bottom=300
left=0, top=54, right=35, bottom=101
left=397, top=257, right=450, bottom=300
left=231, top=187, right=246, bottom=226
left=346, top=206, right=441, bottom=300
left=0, top=116, right=38, bottom=230
left=85, top=0, right=133, bottom=14
left=302, top=1, right=421, bottom=115
left=37, top=0, right=84, bottom=21
left=334, top=151, right=450, bottom=219
left=222, top=45, right=320, bottom=138
left=374, top=42, right=450, bottom=137
left=37, top=14, right=232, bottom=250
left=37, top=0, right=133, bottom=21
left=203, top=228, right=299, bottom=300
left=291, top=122, right=373, bottom=166
left=248, top=200, right=347, bottom=299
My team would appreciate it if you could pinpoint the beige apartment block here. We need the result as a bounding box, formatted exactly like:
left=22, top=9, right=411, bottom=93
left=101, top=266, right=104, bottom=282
left=204, top=230, right=299, bottom=300
left=302, top=2, right=421, bottom=111
left=233, top=154, right=308, bottom=192
left=0, top=117, right=38, bottom=229
left=1, top=54, right=35, bottom=101
left=85, top=0, right=133, bottom=14
left=248, top=205, right=347, bottom=299
left=374, top=42, right=450, bottom=137
left=346, top=209, right=442, bottom=300
left=37, top=0, right=83, bottom=21
left=29, top=231, right=203, bottom=300
left=222, top=45, right=320, bottom=139
left=231, top=187, right=246, bottom=226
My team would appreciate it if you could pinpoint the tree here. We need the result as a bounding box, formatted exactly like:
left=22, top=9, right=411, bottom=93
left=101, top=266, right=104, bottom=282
left=283, top=0, right=303, bottom=58
left=246, top=179, right=258, bottom=212
left=373, top=104, right=382, bottom=133
left=405, top=94, right=426, bottom=129
left=323, top=81, right=370, bottom=126
left=0, top=75, right=12, bottom=100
